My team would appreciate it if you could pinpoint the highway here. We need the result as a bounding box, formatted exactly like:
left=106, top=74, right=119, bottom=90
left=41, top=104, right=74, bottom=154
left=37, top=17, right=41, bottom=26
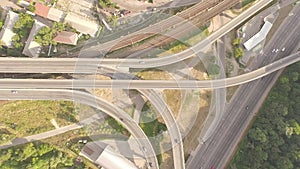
left=0, top=51, right=300, bottom=89
left=81, top=0, right=272, bottom=68
left=0, top=89, right=160, bottom=169
left=139, top=90, right=185, bottom=169
left=187, top=3, right=300, bottom=168
left=2, top=0, right=273, bottom=70
left=0, top=1, right=297, bottom=169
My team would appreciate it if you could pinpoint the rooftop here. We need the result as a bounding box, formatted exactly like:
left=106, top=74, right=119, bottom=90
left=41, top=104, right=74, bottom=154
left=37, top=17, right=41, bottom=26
left=22, top=20, right=46, bottom=57
left=34, top=3, right=50, bottom=18
left=53, top=31, right=78, bottom=45
left=64, top=13, right=99, bottom=37
left=0, top=11, right=19, bottom=48
left=243, top=21, right=273, bottom=51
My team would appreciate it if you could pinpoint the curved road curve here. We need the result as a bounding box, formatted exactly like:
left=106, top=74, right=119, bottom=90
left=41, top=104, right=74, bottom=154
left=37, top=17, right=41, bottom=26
left=0, top=89, right=159, bottom=169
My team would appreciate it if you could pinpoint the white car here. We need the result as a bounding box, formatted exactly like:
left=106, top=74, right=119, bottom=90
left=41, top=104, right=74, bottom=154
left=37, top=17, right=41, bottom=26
left=275, top=49, right=279, bottom=53
left=272, top=49, right=276, bottom=53
left=282, top=47, right=286, bottom=52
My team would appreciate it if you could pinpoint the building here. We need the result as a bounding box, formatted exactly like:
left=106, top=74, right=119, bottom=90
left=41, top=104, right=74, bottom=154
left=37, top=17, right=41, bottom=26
left=243, top=21, right=273, bottom=51
left=64, top=13, right=99, bottom=37
left=53, top=31, right=78, bottom=45
left=80, top=141, right=139, bottom=169
left=48, top=7, right=65, bottom=22
left=0, top=11, right=19, bottom=48
left=34, top=2, right=50, bottom=18
left=34, top=3, right=65, bottom=22
left=22, top=20, right=46, bottom=57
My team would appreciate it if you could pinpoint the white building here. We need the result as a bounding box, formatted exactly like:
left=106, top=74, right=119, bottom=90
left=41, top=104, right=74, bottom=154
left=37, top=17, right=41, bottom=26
left=0, top=11, right=19, bottom=48
left=80, top=141, right=139, bottom=169
left=243, top=21, right=273, bottom=51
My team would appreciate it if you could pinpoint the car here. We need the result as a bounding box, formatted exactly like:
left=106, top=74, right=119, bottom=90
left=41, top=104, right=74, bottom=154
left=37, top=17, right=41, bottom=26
left=246, top=106, right=249, bottom=110
left=139, top=61, right=145, bottom=64
left=282, top=47, right=286, bottom=52
left=149, top=162, right=153, bottom=167
left=11, top=90, right=18, bottom=94
left=275, top=49, right=279, bottom=53
left=272, top=49, right=276, bottom=52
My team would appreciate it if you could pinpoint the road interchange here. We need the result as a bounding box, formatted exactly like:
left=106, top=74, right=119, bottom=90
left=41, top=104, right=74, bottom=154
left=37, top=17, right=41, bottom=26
left=0, top=0, right=298, bottom=169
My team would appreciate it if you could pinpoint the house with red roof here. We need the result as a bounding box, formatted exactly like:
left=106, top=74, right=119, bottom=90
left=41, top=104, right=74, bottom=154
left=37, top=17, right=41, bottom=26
left=53, top=31, right=78, bottom=45
left=34, top=3, right=50, bottom=18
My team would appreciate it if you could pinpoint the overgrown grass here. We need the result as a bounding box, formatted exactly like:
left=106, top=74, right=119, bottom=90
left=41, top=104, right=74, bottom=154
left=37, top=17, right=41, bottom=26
left=0, top=101, right=77, bottom=144
left=139, top=102, right=167, bottom=165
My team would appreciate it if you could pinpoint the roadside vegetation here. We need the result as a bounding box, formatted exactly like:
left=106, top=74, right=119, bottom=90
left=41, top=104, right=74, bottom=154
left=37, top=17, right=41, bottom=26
left=140, top=101, right=167, bottom=165
left=12, top=13, right=34, bottom=50
left=232, top=38, right=244, bottom=59
left=0, top=101, right=77, bottom=145
left=230, top=62, right=300, bottom=169
left=0, top=142, right=86, bottom=168
left=98, top=0, right=119, bottom=9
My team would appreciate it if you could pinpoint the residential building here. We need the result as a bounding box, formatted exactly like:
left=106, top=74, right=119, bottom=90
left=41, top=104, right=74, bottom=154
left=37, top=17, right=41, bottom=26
left=64, top=13, right=99, bottom=37
left=22, top=20, right=46, bottom=57
left=34, top=2, right=50, bottom=18
left=34, top=3, right=65, bottom=22
left=53, top=31, right=78, bottom=45
left=0, top=11, right=19, bottom=48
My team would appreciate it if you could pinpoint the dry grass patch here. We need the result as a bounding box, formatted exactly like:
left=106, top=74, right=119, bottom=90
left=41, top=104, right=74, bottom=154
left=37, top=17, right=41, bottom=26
left=163, top=90, right=181, bottom=119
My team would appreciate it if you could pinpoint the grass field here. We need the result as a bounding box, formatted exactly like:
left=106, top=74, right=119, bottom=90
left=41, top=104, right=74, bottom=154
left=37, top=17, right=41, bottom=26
left=0, top=101, right=77, bottom=144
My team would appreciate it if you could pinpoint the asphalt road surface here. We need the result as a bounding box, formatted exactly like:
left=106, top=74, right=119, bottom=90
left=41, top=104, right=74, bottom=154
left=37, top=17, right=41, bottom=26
left=0, top=0, right=272, bottom=71
left=0, top=51, right=300, bottom=89
left=186, top=3, right=300, bottom=168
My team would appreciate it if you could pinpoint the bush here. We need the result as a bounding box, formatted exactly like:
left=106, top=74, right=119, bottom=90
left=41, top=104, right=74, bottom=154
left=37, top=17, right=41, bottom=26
left=234, top=47, right=244, bottom=58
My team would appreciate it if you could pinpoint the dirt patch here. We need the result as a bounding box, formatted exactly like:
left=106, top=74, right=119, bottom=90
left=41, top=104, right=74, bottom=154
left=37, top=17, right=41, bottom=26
left=182, top=90, right=211, bottom=156
left=135, top=69, right=173, bottom=80
left=159, top=149, right=173, bottom=169
left=93, top=75, right=113, bottom=102
left=163, top=90, right=181, bottom=119
left=226, top=86, right=239, bottom=102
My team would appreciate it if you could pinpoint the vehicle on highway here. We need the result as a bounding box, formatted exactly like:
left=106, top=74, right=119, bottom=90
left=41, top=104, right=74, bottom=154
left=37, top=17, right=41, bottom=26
left=11, top=90, right=18, bottom=94
left=139, top=61, right=145, bottom=64
left=246, top=106, right=249, bottom=110
left=282, top=47, right=286, bottom=52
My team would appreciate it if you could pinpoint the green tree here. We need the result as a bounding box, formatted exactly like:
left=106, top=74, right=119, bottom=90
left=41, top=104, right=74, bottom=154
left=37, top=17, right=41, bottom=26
left=234, top=47, right=244, bottom=58
left=207, top=64, right=220, bottom=76
left=233, top=38, right=242, bottom=46
left=27, top=4, right=36, bottom=13
left=0, top=21, right=3, bottom=29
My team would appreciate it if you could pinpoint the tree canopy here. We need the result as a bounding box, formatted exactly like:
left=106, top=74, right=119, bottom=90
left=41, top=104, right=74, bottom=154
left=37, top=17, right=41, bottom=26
left=0, top=142, right=82, bottom=169
left=230, top=62, right=300, bottom=169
